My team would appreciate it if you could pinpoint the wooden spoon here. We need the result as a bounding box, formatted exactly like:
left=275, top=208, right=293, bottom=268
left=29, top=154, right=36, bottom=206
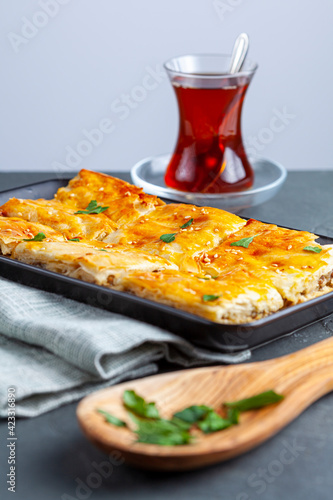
left=77, top=336, right=333, bottom=471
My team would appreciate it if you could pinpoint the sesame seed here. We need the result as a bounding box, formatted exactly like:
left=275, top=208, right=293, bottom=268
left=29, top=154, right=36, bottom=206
left=287, top=245, right=292, bottom=250
left=213, top=254, right=218, bottom=258
left=128, top=241, right=132, bottom=244
left=184, top=215, right=191, bottom=219
left=272, top=263, right=278, bottom=267
left=214, top=228, right=219, bottom=233
left=195, top=227, right=200, bottom=231
left=262, top=266, right=268, bottom=269
left=192, top=208, right=196, bottom=211
left=99, top=187, right=104, bottom=191
left=124, top=191, right=131, bottom=196
left=69, top=193, right=75, bottom=197
left=224, top=249, right=231, bottom=252
left=18, top=212, right=22, bottom=216
left=238, top=257, right=243, bottom=261
left=289, top=266, right=295, bottom=269
left=301, top=265, right=308, bottom=269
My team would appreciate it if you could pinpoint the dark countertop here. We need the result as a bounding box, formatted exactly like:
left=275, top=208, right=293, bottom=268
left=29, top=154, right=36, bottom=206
left=1, top=170, right=333, bottom=500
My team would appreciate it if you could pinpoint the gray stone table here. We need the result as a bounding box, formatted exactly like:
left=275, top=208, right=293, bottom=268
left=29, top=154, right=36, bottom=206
left=0, top=171, right=333, bottom=500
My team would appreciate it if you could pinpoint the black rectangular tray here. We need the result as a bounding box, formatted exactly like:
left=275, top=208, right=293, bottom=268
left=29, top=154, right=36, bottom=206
left=0, top=178, right=333, bottom=353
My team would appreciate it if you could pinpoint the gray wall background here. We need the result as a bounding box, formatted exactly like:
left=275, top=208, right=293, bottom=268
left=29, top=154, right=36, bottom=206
left=1, top=0, right=332, bottom=174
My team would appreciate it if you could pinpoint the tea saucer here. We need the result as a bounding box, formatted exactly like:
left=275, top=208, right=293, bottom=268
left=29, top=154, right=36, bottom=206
left=131, top=154, right=287, bottom=212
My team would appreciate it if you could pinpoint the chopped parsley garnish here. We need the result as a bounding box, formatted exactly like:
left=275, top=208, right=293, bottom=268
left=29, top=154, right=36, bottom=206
left=97, top=388, right=284, bottom=446
left=160, top=233, right=177, bottom=243
left=98, top=249, right=108, bottom=252
left=75, top=200, right=109, bottom=215
left=303, top=246, right=322, bottom=253
left=134, top=418, right=192, bottom=446
left=198, top=410, right=233, bottom=434
left=173, top=405, right=211, bottom=424
left=224, top=390, right=284, bottom=412
left=123, top=390, right=159, bottom=419
left=23, top=232, right=46, bottom=242
left=230, top=234, right=259, bottom=248
left=202, top=294, right=221, bottom=302
left=97, top=409, right=127, bottom=427
left=68, top=238, right=80, bottom=242
left=180, top=218, right=194, bottom=229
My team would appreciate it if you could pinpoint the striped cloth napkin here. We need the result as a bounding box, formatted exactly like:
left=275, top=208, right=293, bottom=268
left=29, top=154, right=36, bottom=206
left=0, top=277, right=250, bottom=417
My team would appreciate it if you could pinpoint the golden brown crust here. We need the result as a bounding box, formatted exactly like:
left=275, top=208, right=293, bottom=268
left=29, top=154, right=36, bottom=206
left=0, top=198, right=117, bottom=241
left=54, top=169, right=164, bottom=225
left=0, top=216, right=65, bottom=255
left=105, top=203, right=246, bottom=272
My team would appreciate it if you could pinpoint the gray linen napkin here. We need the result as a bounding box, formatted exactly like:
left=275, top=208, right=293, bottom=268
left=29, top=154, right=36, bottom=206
left=0, top=277, right=250, bottom=418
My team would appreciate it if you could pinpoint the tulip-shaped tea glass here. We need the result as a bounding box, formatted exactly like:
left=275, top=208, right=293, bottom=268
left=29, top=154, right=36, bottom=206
left=164, top=54, right=257, bottom=193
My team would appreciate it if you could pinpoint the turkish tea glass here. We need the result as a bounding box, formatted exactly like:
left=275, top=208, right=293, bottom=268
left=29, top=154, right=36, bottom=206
left=164, top=54, right=257, bottom=193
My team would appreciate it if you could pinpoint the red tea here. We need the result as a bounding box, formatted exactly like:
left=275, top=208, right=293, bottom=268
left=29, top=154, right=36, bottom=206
left=165, top=81, right=254, bottom=193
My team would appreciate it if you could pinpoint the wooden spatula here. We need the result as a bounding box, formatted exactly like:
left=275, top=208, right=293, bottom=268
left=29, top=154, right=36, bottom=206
left=77, top=335, right=333, bottom=471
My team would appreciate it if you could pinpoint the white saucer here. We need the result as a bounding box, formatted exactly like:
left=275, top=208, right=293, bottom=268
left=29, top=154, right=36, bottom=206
left=131, top=154, right=287, bottom=212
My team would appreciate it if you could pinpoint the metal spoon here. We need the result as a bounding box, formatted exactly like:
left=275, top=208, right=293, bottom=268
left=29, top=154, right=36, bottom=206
left=229, top=33, right=249, bottom=74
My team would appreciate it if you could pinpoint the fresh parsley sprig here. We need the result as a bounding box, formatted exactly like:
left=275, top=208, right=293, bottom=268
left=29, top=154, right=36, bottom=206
left=202, top=294, right=221, bottom=302
left=97, top=389, right=284, bottom=446
left=23, top=232, right=46, bottom=242
left=97, top=409, right=127, bottom=427
left=75, top=200, right=109, bottom=215
left=303, top=246, right=322, bottom=253
left=160, top=217, right=195, bottom=243
left=230, top=234, right=259, bottom=248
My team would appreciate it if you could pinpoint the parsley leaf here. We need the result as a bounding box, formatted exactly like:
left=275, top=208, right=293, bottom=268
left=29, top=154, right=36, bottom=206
left=75, top=200, right=109, bottom=215
left=303, top=246, right=322, bottom=253
left=226, top=408, right=240, bottom=424
left=198, top=410, right=233, bottom=434
left=230, top=234, right=259, bottom=248
left=180, top=218, right=194, bottom=229
left=173, top=405, right=211, bottom=424
left=134, top=418, right=192, bottom=446
left=98, top=249, right=108, bottom=252
left=224, top=390, right=284, bottom=412
left=97, top=409, right=127, bottom=427
left=160, top=233, right=177, bottom=243
left=202, top=294, right=221, bottom=302
left=23, top=232, right=46, bottom=242
left=68, top=238, right=80, bottom=242
left=123, top=390, right=159, bottom=419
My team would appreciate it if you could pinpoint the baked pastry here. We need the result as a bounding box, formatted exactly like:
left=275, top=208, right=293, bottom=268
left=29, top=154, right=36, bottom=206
left=0, top=216, right=65, bottom=255
left=0, top=198, right=117, bottom=241
left=12, top=241, right=176, bottom=286
left=0, top=169, right=332, bottom=324
left=54, top=169, right=163, bottom=225
left=105, top=203, right=246, bottom=272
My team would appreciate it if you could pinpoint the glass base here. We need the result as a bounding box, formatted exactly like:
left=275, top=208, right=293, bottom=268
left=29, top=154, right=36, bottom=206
left=131, top=154, right=287, bottom=213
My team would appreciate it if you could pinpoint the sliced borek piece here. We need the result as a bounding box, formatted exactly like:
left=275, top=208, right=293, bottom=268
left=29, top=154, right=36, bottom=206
left=0, top=198, right=117, bottom=241
left=104, top=204, right=246, bottom=273
left=200, top=219, right=333, bottom=304
left=11, top=241, right=177, bottom=287
left=119, top=269, right=284, bottom=324
left=0, top=216, right=65, bottom=255
left=54, top=169, right=164, bottom=225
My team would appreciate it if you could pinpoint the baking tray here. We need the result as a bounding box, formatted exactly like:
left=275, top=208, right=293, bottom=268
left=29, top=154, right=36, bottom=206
left=0, top=178, right=333, bottom=353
